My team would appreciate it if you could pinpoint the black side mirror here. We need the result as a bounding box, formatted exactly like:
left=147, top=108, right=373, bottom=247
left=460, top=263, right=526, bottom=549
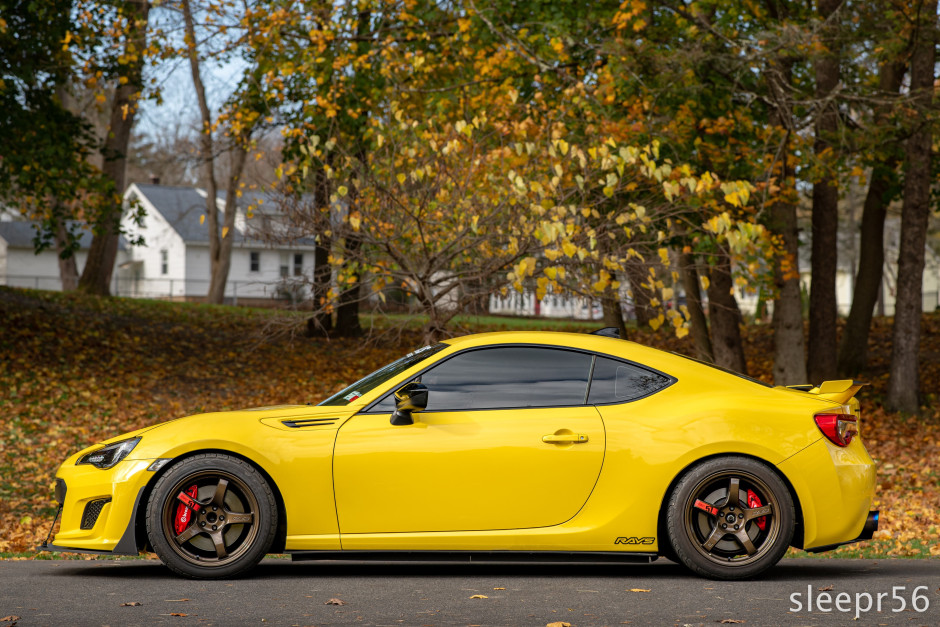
left=390, top=381, right=428, bottom=426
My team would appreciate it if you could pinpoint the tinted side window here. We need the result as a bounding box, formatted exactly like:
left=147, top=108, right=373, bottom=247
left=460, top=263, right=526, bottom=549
left=588, top=356, right=672, bottom=404
left=420, top=347, right=592, bottom=410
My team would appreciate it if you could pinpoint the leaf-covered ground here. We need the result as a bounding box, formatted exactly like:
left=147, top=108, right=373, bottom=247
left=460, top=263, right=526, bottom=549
left=0, top=288, right=937, bottom=558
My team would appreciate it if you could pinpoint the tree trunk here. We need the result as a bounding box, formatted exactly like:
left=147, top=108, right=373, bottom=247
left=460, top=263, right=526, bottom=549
left=307, top=167, right=334, bottom=337
left=78, top=0, right=150, bottom=296
left=837, top=61, right=906, bottom=376
left=335, top=231, right=363, bottom=337
left=764, top=55, right=808, bottom=385
left=210, top=142, right=249, bottom=304
left=55, top=219, right=79, bottom=291
left=806, top=0, right=841, bottom=384
left=601, top=294, right=628, bottom=340
left=706, top=252, right=747, bottom=375
left=625, top=255, right=653, bottom=327
left=886, top=0, right=936, bottom=413
left=182, top=0, right=224, bottom=304
left=680, top=251, right=714, bottom=362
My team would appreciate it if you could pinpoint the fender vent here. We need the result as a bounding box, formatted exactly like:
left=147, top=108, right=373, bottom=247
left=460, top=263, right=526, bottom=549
left=81, top=497, right=112, bottom=530
left=282, top=418, right=337, bottom=428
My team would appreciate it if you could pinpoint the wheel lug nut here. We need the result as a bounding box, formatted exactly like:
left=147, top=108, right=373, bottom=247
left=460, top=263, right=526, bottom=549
left=729, top=506, right=734, bottom=511
left=722, top=523, right=727, bottom=529
left=738, top=514, right=744, bottom=519
left=212, top=525, right=217, bottom=530
left=219, top=516, right=225, bottom=521
left=213, top=506, right=218, bottom=511
left=734, top=524, right=739, bottom=530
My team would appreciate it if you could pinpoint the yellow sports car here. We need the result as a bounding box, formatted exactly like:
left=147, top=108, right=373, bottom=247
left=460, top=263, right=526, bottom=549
left=43, top=329, right=878, bottom=579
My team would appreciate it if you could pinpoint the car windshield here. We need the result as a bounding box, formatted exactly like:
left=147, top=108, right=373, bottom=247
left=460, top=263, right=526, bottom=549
left=318, top=343, right=449, bottom=406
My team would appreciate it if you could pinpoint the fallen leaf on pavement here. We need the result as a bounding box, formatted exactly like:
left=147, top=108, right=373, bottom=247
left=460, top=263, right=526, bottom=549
left=469, top=595, right=488, bottom=599
left=818, top=585, right=834, bottom=592
left=493, top=587, right=505, bottom=590
left=546, top=622, right=571, bottom=627
left=120, top=602, right=141, bottom=607
left=169, top=613, right=188, bottom=617
left=1, top=617, right=20, bottom=623
left=325, top=598, right=346, bottom=606
left=165, top=599, right=190, bottom=602
left=628, top=588, right=651, bottom=592
left=718, top=620, right=745, bottom=624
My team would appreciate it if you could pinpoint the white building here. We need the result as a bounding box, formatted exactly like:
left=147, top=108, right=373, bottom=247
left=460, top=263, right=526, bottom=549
left=0, top=220, right=130, bottom=291
left=117, top=183, right=318, bottom=304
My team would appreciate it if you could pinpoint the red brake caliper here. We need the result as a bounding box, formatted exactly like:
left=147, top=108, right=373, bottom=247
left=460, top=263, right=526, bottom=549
left=747, top=489, right=767, bottom=531
left=174, top=485, right=199, bottom=535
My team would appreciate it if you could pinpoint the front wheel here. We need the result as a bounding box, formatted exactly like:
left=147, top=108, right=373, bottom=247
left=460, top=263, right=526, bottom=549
left=666, top=456, right=794, bottom=580
left=146, top=454, right=277, bottom=579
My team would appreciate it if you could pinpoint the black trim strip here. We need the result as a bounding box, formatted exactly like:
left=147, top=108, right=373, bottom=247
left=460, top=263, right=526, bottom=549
left=288, top=550, right=658, bottom=564
left=283, top=418, right=337, bottom=428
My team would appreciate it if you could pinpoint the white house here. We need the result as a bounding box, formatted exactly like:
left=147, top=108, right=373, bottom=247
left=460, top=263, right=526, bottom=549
left=118, top=183, right=318, bottom=304
left=0, top=219, right=130, bottom=290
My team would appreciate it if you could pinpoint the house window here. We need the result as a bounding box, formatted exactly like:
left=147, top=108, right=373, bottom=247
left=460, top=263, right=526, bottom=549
left=160, top=249, right=168, bottom=275
left=293, top=253, right=303, bottom=276
left=279, top=253, right=289, bottom=278
left=250, top=251, right=260, bottom=272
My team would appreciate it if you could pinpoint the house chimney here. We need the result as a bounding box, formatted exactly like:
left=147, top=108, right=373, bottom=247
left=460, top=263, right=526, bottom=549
left=149, top=174, right=160, bottom=185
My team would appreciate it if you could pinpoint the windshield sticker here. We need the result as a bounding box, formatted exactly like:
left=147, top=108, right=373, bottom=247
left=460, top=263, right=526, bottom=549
left=343, top=391, right=362, bottom=402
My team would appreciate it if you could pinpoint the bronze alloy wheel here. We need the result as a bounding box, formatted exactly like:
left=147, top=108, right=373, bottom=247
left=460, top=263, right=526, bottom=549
left=160, top=470, right=260, bottom=566
left=146, top=454, right=277, bottom=579
left=666, top=456, right=794, bottom=580
left=682, top=470, right=780, bottom=566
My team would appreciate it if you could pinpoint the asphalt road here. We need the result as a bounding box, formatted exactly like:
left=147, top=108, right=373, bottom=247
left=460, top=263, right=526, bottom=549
left=1, top=558, right=938, bottom=626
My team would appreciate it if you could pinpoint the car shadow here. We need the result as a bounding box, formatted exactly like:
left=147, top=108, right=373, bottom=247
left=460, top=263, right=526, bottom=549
left=54, top=557, right=884, bottom=581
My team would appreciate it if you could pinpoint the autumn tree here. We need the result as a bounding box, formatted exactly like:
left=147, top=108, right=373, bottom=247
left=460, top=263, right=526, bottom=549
left=886, top=0, right=937, bottom=413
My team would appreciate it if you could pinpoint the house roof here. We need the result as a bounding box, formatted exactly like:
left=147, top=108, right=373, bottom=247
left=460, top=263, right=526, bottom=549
left=0, top=220, right=126, bottom=250
left=130, top=183, right=317, bottom=248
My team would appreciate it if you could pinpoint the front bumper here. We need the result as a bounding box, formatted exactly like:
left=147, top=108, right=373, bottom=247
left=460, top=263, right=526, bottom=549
left=41, top=458, right=154, bottom=555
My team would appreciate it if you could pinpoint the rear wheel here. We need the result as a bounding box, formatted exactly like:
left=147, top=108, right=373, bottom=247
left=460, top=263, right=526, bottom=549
left=666, top=456, right=794, bottom=580
left=146, top=454, right=277, bottom=579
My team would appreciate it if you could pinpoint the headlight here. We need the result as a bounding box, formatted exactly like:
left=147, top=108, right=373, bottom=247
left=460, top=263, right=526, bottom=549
left=76, top=437, right=141, bottom=469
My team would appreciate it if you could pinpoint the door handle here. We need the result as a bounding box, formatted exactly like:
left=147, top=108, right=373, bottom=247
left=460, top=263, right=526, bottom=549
left=542, top=433, right=589, bottom=444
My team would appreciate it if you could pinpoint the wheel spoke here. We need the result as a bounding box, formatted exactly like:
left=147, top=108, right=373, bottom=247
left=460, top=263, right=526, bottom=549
left=209, top=530, right=228, bottom=559
left=225, top=511, right=253, bottom=525
left=735, top=529, right=757, bottom=555
left=745, top=504, right=773, bottom=520
left=726, top=477, right=740, bottom=507
left=210, top=478, right=229, bottom=508
left=174, top=524, right=201, bottom=545
left=701, top=525, right=726, bottom=552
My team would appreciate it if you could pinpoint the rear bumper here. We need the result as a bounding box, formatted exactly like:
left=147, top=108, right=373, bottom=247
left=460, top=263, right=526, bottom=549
left=777, top=437, right=877, bottom=550
left=806, top=510, right=879, bottom=553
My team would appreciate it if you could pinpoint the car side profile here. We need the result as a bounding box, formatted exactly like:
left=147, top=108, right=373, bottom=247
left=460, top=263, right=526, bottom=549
left=43, top=330, right=878, bottom=579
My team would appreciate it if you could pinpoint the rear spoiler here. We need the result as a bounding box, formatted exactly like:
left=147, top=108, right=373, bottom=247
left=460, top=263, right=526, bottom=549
left=779, top=379, right=867, bottom=405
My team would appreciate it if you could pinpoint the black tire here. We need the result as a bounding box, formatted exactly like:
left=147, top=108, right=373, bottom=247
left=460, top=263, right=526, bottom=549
left=666, top=456, right=794, bottom=580
left=146, top=453, right=277, bottom=579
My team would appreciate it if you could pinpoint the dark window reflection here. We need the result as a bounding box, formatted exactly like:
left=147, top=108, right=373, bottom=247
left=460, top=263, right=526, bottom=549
left=588, top=356, right=672, bottom=404
left=371, top=347, right=592, bottom=412
left=423, top=347, right=592, bottom=410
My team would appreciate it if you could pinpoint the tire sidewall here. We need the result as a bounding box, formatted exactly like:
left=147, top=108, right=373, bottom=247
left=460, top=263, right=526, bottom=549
left=146, top=453, right=277, bottom=579
left=666, top=456, right=795, bottom=580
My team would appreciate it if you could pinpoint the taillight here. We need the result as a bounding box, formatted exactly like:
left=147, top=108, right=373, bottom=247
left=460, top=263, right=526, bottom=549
left=814, top=412, right=858, bottom=447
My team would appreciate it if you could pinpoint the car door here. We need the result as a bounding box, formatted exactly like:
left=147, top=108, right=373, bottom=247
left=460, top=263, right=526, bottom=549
left=332, top=346, right=606, bottom=534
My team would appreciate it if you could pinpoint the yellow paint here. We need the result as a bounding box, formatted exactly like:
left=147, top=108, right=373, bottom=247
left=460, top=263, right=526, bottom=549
left=52, top=331, right=876, bottom=556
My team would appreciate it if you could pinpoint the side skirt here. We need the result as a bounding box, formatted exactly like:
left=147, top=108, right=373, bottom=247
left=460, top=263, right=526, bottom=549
left=289, top=551, right=659, bottom=563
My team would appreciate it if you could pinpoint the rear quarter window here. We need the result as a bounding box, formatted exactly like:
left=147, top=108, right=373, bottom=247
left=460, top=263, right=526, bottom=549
left=588, top=356, right=673, bottom=404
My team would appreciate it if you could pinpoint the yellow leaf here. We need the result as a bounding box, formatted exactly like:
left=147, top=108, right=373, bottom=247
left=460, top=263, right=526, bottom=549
left=221, top=227, right=229, bottom=239
left=396, top=173, right=406, bottom=185
left=545, top=249, right=563, bottom=262
left=199, top=214, right=206, bottom=225
left=675, top=326, right=689, bottom=339
left=628, top=588, right=651, bottom=593
left=469, top=595, right=488, bottom=599
left=337, top=185, right=349, bottom=197
left=700, top=275, right=710, bottom=291
left=562, top=241, right=577, bottom=258
left=649, top=316, right=663, bottom=331
left=557, top=139, right=569, bottom=156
